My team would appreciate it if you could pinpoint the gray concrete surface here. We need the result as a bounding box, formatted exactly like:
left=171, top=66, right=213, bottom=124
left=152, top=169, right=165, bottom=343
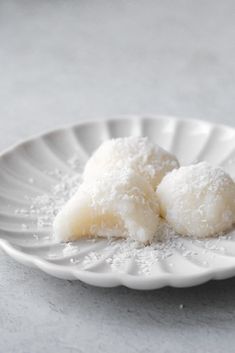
left=1, top=1, right=235, bottom=352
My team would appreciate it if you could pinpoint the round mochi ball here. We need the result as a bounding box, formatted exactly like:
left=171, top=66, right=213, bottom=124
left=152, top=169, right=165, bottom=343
left=157, top=162, right=235, bottom=238
left=83, top=137, right=179, bottom=190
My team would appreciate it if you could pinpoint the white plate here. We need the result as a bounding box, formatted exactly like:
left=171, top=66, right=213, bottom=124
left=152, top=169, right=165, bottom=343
left=1, top=115, right=235, bottom=290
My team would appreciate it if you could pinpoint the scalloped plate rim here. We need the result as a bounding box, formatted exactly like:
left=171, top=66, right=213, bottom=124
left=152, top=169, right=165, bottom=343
left=1, top=114, right=235, bottom=290
left=2, top=237, right=235, bottom=290
left=0, top=114, right=233, bottom=160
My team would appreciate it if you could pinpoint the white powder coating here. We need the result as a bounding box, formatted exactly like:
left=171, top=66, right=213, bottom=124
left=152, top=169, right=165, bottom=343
left=83, top=137, right=179, bottom=189
left=53, top=169, right=160, bottom=243
left=157, top=162, right=235, bottom=238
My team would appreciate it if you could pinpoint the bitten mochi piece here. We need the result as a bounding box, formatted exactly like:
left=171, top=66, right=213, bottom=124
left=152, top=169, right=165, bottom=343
left=157, top=162, right=235, bottom=238
left=83, top=137, right=179, bottom=189
left=53, top=169, right=160, bottom=243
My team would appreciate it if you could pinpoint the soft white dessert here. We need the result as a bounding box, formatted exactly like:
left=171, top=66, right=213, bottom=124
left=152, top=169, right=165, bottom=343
left=157, top=162, right=235, bottom=238
left=83, top=137, right=179, bottom=189
left=53, top=169, right=160, bottom=243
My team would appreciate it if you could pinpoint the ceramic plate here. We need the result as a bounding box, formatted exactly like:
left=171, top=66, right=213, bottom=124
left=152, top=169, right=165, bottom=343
left=1, top=115, right=235, bottom=290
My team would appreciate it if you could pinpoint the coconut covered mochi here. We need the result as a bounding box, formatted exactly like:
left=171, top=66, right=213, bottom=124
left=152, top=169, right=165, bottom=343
left=157, top=162, right=235, bottom=238
left=83, top=136, right=179, bottom=190
left=53, top=136, right=235, bottom=244
left=53, top=169, right=160, bottom=243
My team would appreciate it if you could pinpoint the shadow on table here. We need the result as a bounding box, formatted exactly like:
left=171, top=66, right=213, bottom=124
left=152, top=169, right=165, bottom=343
left=61, top=276, right=235, bottom=328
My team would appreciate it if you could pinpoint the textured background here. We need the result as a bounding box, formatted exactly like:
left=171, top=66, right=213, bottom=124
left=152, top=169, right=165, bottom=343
left=1, top=1, right=235, bottom=352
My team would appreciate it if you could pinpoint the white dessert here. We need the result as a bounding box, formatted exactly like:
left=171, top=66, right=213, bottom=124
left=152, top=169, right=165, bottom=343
left=54, top=169, right=160, bottom=243
left=157, top=162, right=235, bottom=238
left=83, top=137, right=179, bottom=190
